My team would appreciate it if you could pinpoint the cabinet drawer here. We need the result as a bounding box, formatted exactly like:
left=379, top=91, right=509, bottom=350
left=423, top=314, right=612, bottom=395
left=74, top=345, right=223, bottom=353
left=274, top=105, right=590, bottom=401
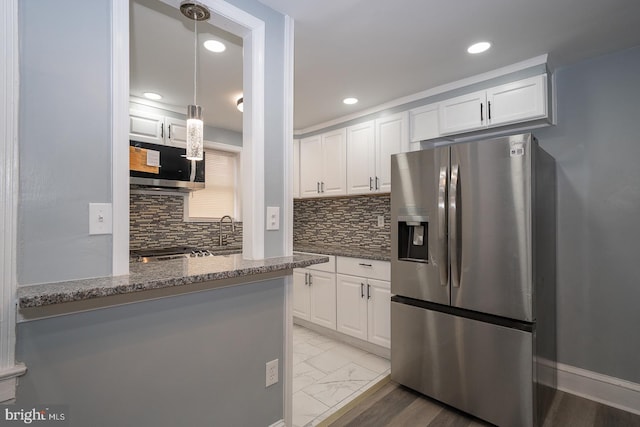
left=337, top=257, right=390, bottom=281
left=297, top=253, right=336, bottom=272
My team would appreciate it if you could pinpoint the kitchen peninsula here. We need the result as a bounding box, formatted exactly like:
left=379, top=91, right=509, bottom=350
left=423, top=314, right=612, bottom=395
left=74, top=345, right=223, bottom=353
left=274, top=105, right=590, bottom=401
left=18, top=253, right=328, bottom=315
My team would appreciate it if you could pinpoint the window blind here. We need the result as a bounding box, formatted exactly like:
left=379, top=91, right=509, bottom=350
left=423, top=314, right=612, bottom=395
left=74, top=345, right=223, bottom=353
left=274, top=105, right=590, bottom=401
left=188, top=148, right=239, bottom=219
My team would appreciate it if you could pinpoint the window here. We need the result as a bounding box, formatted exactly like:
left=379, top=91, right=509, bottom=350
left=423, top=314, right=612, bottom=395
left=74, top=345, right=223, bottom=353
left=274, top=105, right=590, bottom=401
left=185, top=144, right=241, bottom=221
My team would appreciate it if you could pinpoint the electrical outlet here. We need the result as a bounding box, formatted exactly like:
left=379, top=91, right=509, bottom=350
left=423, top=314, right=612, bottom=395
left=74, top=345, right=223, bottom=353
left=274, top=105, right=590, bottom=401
left=377, top=215, right=385, bottom=228
left=266, top=359, right=279, bottom=387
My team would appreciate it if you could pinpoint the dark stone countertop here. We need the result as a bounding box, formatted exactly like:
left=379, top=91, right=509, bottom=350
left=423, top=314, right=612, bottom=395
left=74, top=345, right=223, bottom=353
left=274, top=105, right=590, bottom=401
left=293, top=244, right=390, bottom=262
left=18, top=253, right=328, bottom=309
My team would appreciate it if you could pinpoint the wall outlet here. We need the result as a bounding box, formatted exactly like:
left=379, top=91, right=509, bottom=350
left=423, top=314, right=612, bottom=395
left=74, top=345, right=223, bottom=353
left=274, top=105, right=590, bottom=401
left=266, top=359, right=279, bottom=387
left=266, top=206, right=280, bottom=231
left=377, top=215, right=385, bottom=228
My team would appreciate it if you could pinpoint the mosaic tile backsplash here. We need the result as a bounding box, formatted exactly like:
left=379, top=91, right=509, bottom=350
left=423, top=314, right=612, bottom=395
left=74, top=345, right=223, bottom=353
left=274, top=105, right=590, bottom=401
left=293, top=194, right=391, bottom=252
left=130, top=192, right=242, bottom=250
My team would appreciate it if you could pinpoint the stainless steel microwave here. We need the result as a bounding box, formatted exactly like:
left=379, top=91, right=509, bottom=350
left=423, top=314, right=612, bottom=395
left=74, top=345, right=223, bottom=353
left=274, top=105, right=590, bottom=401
left=129, top=140, right=205, bottom=191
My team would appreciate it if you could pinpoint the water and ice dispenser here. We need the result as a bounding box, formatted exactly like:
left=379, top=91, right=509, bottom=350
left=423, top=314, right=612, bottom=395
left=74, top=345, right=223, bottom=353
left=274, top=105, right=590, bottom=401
left=397, top=216, right=429, bottom=263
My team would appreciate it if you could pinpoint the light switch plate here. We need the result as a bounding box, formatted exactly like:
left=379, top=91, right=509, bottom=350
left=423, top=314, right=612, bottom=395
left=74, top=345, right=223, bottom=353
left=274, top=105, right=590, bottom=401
left=266, top=206, right=279, bottom=230
left=89, top=203, right=113, bottom=235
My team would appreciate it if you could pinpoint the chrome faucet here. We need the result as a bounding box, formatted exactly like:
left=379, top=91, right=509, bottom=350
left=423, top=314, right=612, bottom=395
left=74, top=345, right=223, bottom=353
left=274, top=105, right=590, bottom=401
left=219, top=215, right=235, bottom=246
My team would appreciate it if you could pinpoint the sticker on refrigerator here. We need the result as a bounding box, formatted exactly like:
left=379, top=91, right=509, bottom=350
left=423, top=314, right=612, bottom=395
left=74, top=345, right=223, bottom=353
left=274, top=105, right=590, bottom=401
left=510, top=142, right=524, bottom=157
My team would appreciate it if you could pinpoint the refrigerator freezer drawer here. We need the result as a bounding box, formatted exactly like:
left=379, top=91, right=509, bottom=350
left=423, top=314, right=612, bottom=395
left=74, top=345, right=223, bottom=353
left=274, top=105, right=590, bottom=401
left=391, top=301, right=534, bottom=427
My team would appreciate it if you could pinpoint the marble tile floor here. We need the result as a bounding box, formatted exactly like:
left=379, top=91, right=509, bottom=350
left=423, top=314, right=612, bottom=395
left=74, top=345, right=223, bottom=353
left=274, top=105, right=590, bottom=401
left=292, top=324, right=391, bottom=427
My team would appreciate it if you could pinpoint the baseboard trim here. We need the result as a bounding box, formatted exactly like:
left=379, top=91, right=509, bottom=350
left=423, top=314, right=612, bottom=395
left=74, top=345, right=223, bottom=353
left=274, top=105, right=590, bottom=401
left=0, top=364, right=27, bottom=402
left=267, top=419, right=285, bottom=427
left=552, top=361, right=640, bottom=415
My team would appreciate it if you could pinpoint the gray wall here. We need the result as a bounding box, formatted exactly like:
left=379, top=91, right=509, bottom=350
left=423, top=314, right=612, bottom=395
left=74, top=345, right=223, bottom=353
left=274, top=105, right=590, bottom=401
left=16, top=279, right=285, bottom=427
left=224, top=0, right=288, bottom=257
left=17, top=0, right=289, bottom=423
left=18, top=0, right=113, bottom=285
left=535, top=45, right=640, bottom=383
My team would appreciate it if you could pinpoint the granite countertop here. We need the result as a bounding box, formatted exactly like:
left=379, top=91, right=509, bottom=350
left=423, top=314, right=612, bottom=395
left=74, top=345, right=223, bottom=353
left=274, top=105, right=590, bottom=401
left=293, top=244, right=390, bottom=261
left=18, top=253, right=328, bottom=309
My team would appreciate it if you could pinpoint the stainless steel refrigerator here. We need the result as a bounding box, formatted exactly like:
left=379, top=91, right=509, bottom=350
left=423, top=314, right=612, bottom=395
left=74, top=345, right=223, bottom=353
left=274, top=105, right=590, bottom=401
left=390, top=133, right=556, bottom=427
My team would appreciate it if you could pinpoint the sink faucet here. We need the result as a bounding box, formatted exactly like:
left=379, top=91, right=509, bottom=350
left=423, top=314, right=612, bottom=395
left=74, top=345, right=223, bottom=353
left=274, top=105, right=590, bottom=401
left=219, top=215, right=235, bottom=246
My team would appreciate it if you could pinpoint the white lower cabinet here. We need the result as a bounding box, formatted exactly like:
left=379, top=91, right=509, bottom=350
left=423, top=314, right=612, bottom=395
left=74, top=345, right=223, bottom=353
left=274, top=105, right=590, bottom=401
left=336, top=257, right=391, bottom=348
left=293, top=255, right=336, bottom=330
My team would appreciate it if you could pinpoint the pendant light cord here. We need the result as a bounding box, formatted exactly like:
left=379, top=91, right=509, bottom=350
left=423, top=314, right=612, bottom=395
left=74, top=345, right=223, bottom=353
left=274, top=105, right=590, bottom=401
left=193, top=18, right=198, bottom=105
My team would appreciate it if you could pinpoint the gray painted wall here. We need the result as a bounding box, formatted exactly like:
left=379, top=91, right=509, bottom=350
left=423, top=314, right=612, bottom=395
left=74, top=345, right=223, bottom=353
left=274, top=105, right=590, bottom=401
left=16, top=279, right=285, bottom=426
left=535, top=45, right=640, bottom=383
left=222, top=0, right=288, bottom=257
left=18, top=0, right=113, bottom=285
left=17, top=0, right=289, bottom=424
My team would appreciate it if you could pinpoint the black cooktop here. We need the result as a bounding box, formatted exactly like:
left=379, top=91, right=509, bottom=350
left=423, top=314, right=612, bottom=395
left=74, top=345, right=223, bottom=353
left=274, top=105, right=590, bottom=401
left=130, top=246, right=200, bottom=258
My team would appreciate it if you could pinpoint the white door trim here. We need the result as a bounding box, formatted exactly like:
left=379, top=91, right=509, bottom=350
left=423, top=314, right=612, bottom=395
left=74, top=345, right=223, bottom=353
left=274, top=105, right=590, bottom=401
left=112, top=0, right=130, bottom=276
left=282, top=15, right=295, bottom=427
left=0, top=0, right=25, bottom=402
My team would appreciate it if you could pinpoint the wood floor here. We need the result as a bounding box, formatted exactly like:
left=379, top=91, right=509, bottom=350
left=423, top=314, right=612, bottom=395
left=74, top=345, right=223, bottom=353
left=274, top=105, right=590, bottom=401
left=324, top=381, right=640, bottom=427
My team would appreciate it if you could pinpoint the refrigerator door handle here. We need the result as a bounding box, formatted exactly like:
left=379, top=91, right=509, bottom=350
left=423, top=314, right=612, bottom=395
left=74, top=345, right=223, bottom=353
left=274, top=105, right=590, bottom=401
left=438, top=166, right=448, bottom=287
left=450, top=164, right=461, bottom=288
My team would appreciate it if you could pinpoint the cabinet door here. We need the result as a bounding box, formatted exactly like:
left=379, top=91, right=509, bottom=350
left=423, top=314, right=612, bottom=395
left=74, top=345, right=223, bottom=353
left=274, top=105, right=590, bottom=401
left=336, top=274, right=368, bottom=341
left=367, top=279, right=391, bottom=348
left=487, top=74, right=547, bottom=127
left=439, top=90, right=487, bottom=135
left=346, top=121, right=376, bottom=195
left=292, top=269, right=311, bottom=320
left=129, top=110, right=165, bottom=144
left=321, top=129, right=347, bottom=196
left=309, top=271, right=337, bottom=329
left=376, top=112, right=408, bottom=193
left=293, top=139, right=300, bottom=198
left=299, top=135, right=323, bottom=198
left=165, top=117, right=188, bottom=148
left=409, top=103, right=440, bottom=143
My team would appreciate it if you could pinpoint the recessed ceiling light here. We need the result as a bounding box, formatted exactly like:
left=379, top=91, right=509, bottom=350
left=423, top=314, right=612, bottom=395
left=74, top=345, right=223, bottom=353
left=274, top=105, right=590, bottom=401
left=343, top=97, right=358, bottom=105
left=467, top=41, right=491, bottom=54
left=143, top=92, right=162, bottom=100
left=204, top=40, right=226, bottom=53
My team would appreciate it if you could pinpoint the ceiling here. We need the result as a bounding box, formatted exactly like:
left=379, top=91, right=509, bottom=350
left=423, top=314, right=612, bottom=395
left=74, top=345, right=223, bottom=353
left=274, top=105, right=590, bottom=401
left=258, top=0, right=640, bottom=131
left=131, top=0, right=640, bottom=134
left=130, top=0, right=244, bottom=132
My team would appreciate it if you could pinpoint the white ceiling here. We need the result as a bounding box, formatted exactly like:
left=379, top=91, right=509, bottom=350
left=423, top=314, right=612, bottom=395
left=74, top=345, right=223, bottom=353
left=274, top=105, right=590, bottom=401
left=130, top=0, right=244, bottom=132
left=131, top=0, right=640, bottom=134
left=259, top=0, right=640, bottom=131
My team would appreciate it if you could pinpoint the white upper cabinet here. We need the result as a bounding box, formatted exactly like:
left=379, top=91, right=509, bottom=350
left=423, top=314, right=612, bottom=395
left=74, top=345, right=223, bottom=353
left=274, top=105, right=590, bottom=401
left=164, top=117, right=188, bottom=147
left=346, top=112, right=407, bottom=195
left=346, top=121, right=376, bottom=195
left=486, top=74, right=547, bottom=127
left=439, top=90, right=487, bottom=135
left=129, top=109, right=165, bottom=144
left=293, top=139, right=300, bottom=198
left=129, top=109, right=187, bottom=147
left=299, top=130, right=346, bottom=198
left=439, top=74, right=549, bottom=136
left=299, top=134, right=324, bottom=197
left=375, top=112, right=408, bottom=193
left=409, top=102, right=439, bottom=143
left=321, top=129, right=348, bottom=196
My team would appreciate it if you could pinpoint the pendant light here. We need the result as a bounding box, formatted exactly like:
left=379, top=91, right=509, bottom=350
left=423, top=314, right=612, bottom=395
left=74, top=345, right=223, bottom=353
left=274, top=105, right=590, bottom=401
left=180, top=1, right=210, bottom=161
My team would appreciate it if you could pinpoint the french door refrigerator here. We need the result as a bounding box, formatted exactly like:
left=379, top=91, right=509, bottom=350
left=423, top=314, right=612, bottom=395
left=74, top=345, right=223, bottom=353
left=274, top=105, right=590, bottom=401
left=390, top=133, right=556, bottom=427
